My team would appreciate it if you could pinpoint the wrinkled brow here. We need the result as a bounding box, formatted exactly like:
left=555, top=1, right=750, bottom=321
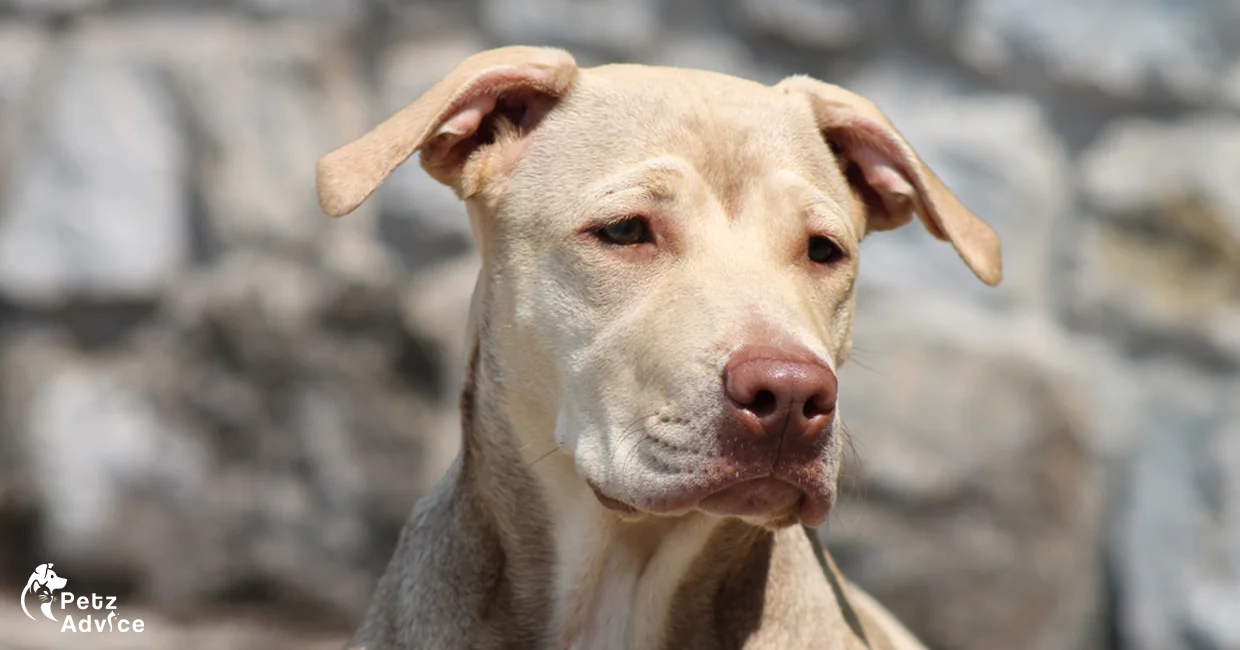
left=586, top=157, right=691, bottom=204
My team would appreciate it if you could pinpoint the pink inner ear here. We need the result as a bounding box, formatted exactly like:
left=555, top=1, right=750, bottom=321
left=851, top=146, right=914, bottom=197
left=435, top=94, right=499, bottom=141
left=841, top=135, right=918, bottom=222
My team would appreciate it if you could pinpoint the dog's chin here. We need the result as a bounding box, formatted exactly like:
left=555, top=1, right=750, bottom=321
left=590, top=476, right=833, bottom=528
left=697, top=477, right=807, bottom=528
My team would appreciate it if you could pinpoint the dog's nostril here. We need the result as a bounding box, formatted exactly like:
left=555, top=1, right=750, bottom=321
left=747, top=390, right=778, bottom=417
left=803, top=395, right=834, bottom=420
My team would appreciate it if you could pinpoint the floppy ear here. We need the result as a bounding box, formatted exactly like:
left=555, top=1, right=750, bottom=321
left=776, top=75, right=1002, bottom=287
left=316, top=46, right=579, bottom=218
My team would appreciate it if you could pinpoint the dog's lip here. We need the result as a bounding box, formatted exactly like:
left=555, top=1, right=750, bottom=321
left=697, top=477, right=801, bottom=520
left=589, top=483, right=641, bottom=516
left=589, top=467, right=833, bottom=527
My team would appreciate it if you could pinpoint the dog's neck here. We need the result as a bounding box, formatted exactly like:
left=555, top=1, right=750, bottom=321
left=461, top=331, right=857, bottom=649
left=536, top=454, right=727, bottom=649
left=463, top=332, right=712, bottom=648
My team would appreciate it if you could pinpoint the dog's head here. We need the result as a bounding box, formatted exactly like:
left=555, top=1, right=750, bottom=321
left=318, top=47, right=1001, bottom=528
left=27, top=564, right=67, bottom=592
left=23, top=564, right=68, bottom=621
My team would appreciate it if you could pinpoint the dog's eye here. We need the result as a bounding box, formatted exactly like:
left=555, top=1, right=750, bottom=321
left=597, top=217, right=651, bottom=246
left=808, top=236, right=845, bottom=265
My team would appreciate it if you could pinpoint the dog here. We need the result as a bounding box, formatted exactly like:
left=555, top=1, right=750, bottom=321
left=22, top=563, right=68, bottom=622
left=317, top=46, right=1001, bottom=650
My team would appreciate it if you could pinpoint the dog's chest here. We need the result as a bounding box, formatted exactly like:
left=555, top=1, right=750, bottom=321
left=549, top=510, right=718, bottom=650
left=560, top=553, right=642, bottom=650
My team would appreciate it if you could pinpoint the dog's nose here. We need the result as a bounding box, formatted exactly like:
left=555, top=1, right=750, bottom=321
left=724, top=346, right=838, bottom=445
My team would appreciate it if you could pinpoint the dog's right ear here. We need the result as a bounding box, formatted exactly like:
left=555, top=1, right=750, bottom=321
left=776, top=75, right=1002, bottom=287
left=316, top=46, right=579, bottom=217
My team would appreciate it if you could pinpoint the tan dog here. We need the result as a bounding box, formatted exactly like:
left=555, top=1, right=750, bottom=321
left=317, top=46, right=1001, bottom=650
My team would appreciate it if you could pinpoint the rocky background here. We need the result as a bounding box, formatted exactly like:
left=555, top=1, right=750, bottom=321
left=0, top=1, right=1237, bottom=649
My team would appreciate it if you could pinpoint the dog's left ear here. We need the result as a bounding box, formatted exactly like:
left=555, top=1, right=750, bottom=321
left=777, top=75, right=1002, bottom=286
left=317, top=46, right=579, bottom=217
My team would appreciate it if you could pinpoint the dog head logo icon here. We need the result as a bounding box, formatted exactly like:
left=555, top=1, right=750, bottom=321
left=21, top=564, right=68, bottom=622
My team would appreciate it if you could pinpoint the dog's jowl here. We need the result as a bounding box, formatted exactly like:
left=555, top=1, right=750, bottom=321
left=318, top=46, right=1001, bottom=650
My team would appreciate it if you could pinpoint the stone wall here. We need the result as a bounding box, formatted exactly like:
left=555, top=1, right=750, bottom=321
left=0, top=1, right=1237, bottom=649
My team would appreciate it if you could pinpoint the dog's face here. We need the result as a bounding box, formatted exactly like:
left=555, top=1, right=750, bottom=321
left=28, top=564, right=67, bottom=592
left=318, top=48, right=1001, bottom=528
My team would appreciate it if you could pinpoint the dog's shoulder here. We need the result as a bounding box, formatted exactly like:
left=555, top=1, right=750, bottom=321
left=840, top=581, right=928, bottom=650
left=348, top=463, right=503, bottom=650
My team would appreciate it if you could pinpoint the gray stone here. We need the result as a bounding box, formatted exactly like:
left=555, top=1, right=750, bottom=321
left=373, top=37, right=480, bottom=270
left=1, top=0, right=107, bottom=14
left=42, top=18, right=354, bottom=253
left=732, top=0, right=868, bottom=50
left=1112, top=363, right=1240, bottom=650
left=0, top=50, right=189, bottom=306
left=479, top=0, right=661, bottom=54
left=1073, top=115, right=1240, bottom=365
left=841, top=61, right=1071, bottom=311
left=825, top=298, right=1106, bottom=650
left=0, top=238, right=458, bottom=616
left=3, top=337, right=207, bottom=561
left=647, top=32, right=776, bottom=84
left=401, top=252, right=480, bottom=398
left=237, top=0, right=369, bottom=21
left=952, top=0, right=1240, bottom=109
left=0, top=4, right=1236, bottom=647
left=380, top=0, right=478, bottom=36
left=0, top=25, right=48, bottom=192
left=1083, top=116, right=1240, bottom=222
left=165, top=21, right=344, bottom=251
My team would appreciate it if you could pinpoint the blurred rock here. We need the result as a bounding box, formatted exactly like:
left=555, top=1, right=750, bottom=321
left=373, top=36, right=479, bottom=271
left=29, top=18, right=363, bottom=255
left=377, top=0, right=477, bottom=35
left=479, top=0, right=661, bottom=54
left=648, top=32, right=774, bottom=83
left=237, top=0, right=369, bottom=22
left=0, top=51, right=189, bottom=306
left=827, top=297, right=1105, bottom=650
left=1073, top=115, right=1240, bottom=367
left=0, top=3, right=1235, bottom=649
left=0, top=0, right=107, bottom=14
left=950, top=0, right=1240, bottom=109
left=1112, top=364, right=1240, bottom=650
left=732, top=0, right=868, bottom=50
left=400, top=252, right=479, bottom=400
left=0, top=244, right=458, bottom=620
left=0, top=24, right=47, bottom=189
left=163, top=20, right=346, bottom=252
left=843, top=61, right=1070, bottom=311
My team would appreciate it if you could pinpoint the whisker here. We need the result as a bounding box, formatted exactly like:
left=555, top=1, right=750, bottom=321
left=845, top=356, right=885, bottom=376
left=528, top=445, right=561, bottom=468
left=849, top=345, right=887, bottom=358
left=846, top=347, right=889, bottom=377
left=607, top=411, right=659, bottom=467
left=618, top=427, right=657, bottom=479
left=612, top=412, right=656, bottom=455
left=838, top=419, right=867, bottom=503
left=615, top=419, right=661, bottom=482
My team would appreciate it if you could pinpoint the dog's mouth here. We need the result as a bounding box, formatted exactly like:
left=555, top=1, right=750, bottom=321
left=589, top=470, right=833, bottom=528
left=697, top=477, right=808, bottom=527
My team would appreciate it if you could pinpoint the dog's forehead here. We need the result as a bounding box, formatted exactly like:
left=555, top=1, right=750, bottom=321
left=519, top=64, right=837, bottom=203
left=584, top=63, right=776, bottom=102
